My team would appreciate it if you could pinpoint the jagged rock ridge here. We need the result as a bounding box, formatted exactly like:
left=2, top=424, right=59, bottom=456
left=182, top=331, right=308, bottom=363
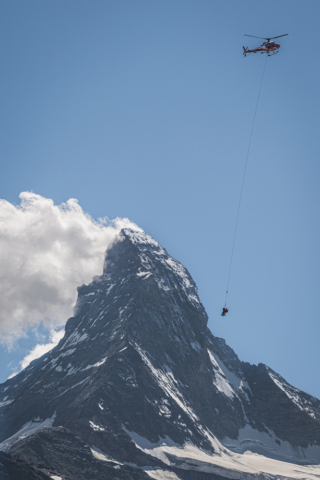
left=0, top=228, right=320, bottom=480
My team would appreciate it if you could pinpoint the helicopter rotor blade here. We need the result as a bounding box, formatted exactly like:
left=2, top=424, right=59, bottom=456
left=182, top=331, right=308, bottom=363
left=244, top=34, right=268, bottom=40
left=244, top=34, right=289, bottom=41
left=268, top=34, right=289, bottom=40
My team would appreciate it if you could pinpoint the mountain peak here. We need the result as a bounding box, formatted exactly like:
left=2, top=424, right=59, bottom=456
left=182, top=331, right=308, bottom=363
left=101, top=228, right=203, bottom=314
left=119, top=227, right=161, bottom=247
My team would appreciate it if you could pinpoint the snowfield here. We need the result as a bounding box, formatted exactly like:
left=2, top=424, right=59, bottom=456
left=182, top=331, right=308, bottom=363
left=124, top=428, right=320, bottom=480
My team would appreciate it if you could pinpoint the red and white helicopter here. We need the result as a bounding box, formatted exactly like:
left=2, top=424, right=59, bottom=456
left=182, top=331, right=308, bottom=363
left=243, top=34, right=288, bottom=57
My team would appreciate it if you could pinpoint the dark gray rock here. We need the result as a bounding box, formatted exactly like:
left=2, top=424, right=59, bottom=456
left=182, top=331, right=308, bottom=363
left=0, top=450, right=51, bottom=480
left=242, top=361, right=320, bottom=448
left=9, top=426, right=151, bottom=480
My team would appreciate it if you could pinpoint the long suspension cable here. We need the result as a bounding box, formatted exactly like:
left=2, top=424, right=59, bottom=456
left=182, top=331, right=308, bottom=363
left=224, top=55, right=267, bottom=307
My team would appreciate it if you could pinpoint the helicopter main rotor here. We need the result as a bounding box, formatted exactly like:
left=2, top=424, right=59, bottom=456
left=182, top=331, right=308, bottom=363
left=244, top=34, right=288, bottom=42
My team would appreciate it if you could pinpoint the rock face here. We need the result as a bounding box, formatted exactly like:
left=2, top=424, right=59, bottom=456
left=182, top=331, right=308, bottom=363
left=0, top=450, right=52, bottom=480
left=0, top=229, right=320, bottom=480
left=8, top=427, right=151, bottom=480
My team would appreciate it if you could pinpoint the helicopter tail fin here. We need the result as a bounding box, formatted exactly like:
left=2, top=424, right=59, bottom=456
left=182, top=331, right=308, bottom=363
left=243, top=46, right=248, bottom=57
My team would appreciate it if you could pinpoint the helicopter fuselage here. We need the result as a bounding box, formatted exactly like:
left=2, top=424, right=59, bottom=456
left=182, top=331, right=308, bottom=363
left=244, top=41, right=280, bottom=56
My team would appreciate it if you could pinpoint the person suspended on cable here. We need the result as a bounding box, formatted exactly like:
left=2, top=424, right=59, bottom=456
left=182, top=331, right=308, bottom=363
left=221, top=307, right=228, bottom=317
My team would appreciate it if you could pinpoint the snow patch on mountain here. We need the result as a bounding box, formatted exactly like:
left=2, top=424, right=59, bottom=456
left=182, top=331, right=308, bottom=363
left=268, top=369, right=317, bottom=420
left=60, top=348, right=76, bottom=357
left=91, top=445, right=122, bottom=464
left=137, top=270, right=152, bottom=278
left=208, top=349, right=235, bottom=398
left=133, top=343, right=199, bottom=424
left=122, top=427, right=320, bottom=480
left=207, top=349, right=250, bottom=403
left=89, top=420, right=105, bottom=432
left=54, top=377, right=90, bottom=398
left=144, top=469, right=182, bottom=480
left=0, top=397, right=13, bottom=408
left=0, top=412, right=56, bottom=452
left=82, top=357, right=108, bottom=371
left=63, top=330, right=88, bottom=348
left=122, top=230, right=159, bottom=249
left=222, top=423, right=320, bottom=464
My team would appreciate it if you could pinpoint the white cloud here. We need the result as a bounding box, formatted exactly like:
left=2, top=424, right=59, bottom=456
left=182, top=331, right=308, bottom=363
left=0, top=192, right=140, bottom=345
left=19, top=329, right=65, bottom=371
left=7, top=329, right=65, bottom=379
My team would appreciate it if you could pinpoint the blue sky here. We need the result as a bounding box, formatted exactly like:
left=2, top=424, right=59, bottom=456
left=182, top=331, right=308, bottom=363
left=1, top=1, right=320, bottom=398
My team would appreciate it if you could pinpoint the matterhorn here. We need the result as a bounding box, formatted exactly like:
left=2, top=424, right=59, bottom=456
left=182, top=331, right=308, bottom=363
left=1, top=229, right=320, bottom=480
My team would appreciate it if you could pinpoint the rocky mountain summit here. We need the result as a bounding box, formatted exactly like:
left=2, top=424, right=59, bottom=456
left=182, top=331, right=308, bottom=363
left=1, top=229, right=320, bottom=480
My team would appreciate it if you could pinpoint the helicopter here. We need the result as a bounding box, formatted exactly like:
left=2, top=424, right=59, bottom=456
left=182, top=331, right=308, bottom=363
left=243, top=34, right=288, bottom=57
